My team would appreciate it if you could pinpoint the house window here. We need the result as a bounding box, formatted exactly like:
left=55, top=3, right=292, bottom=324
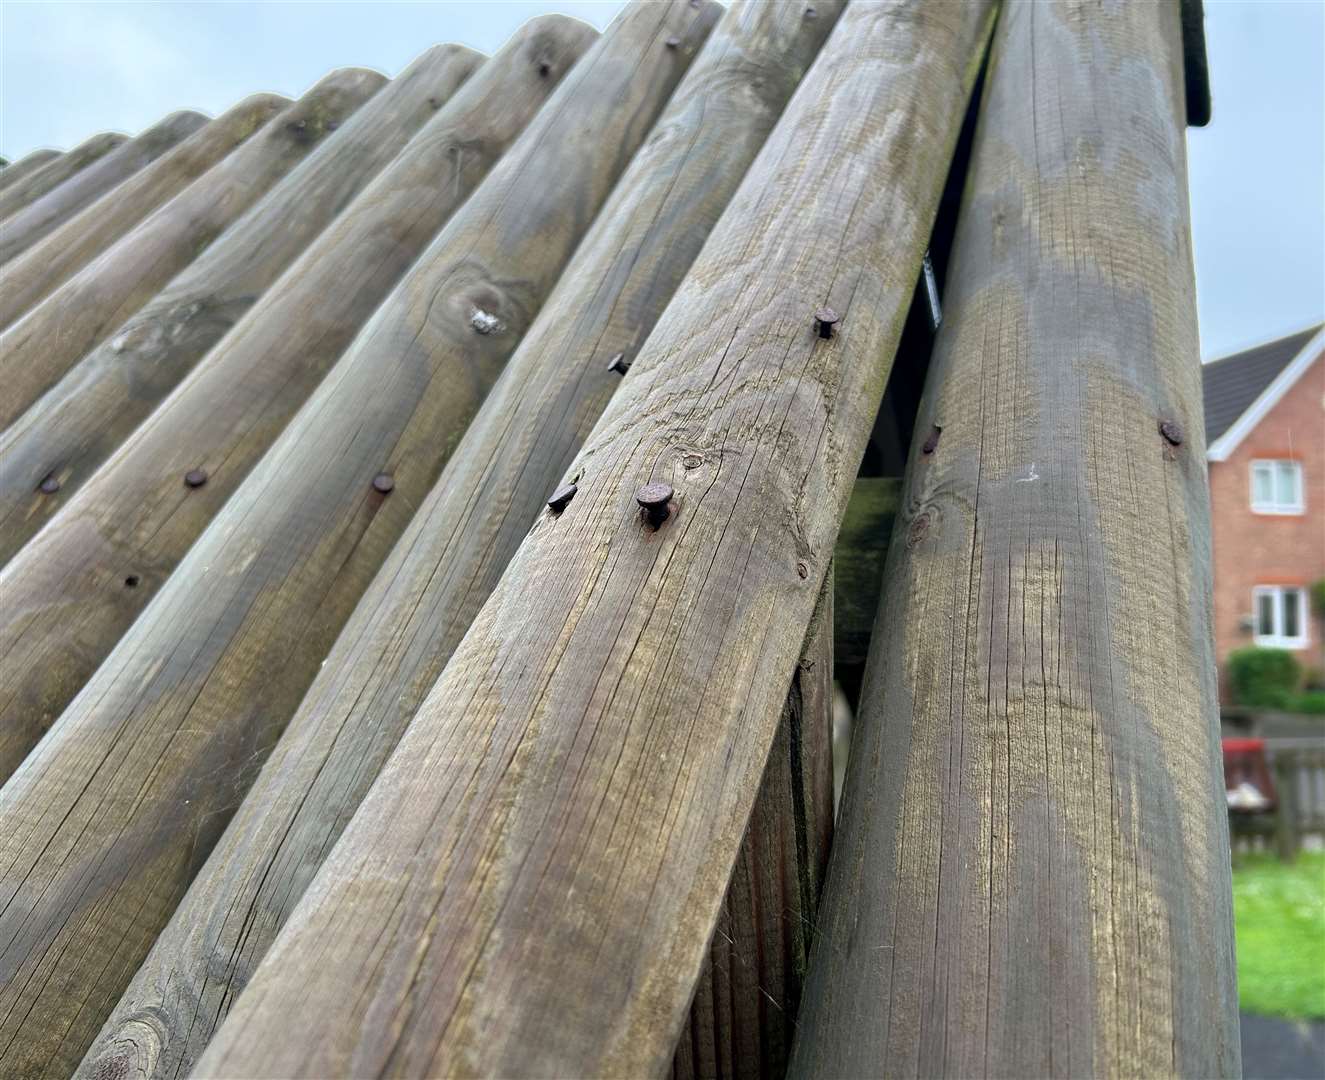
left=1252, top=586, right=1309, bottom=648
left=1250, top=459, right=1304, bottom=514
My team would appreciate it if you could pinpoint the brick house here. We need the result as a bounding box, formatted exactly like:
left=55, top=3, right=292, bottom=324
left=1204, top=323, right=1325, bottom=697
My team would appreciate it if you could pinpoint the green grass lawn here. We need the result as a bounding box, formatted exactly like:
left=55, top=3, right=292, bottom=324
left=1233, top=850, right=1325, bottom=1019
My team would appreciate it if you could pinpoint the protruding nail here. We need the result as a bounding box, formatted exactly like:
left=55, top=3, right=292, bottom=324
left=38, top=475, right=60, bottom=495
left=636, top=481, right=674, bottom=529
left=607, top=353, right=631, bottom=376
left=372, top=473, right=395, bottom=494
left=547, top=482, right=577, bottom=513
left=538, top=59, right=551, bottom=77
left=1159, top=420, right=1183, bottom=447
left=665, top=36, right=681, bottom=50
left=814, top=306, right=840, bottom=339
left=184, top=468, right=208, bottom=488
left=805, top=4, right=817, bottom=17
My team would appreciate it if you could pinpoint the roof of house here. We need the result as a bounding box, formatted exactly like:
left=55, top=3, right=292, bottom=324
left=1202, top=323, right=1324, bottom=455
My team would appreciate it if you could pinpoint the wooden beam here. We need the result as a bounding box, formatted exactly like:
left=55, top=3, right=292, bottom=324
left=74, top=7, right=837, bottom=1076
left=0, top=6, right=714, bottom=1075
left=0, top=132, right=125, bottom=221
left=0, top=112, right=207, bottom=265
left=0, top=15, right=596, bottom=781
left=0, top=44, right=481, bottom=565
left=788, top=2, right=1240, bottom=1076
left=833, top=477, right=900, bottom=670
left=0, top=96, right=286, bottom=333
left=0, top=148, right=61, bottom=194
left=194, top=4, right=995, bottom=1076
left=0, top=70, right=386, bottom=426
left=674, top=575, right=835, bottom=1080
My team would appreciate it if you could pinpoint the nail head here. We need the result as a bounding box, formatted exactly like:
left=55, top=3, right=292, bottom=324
left=665, top=36, right=681, bottom=50
left=1159, top=420, right=1183, bottom=447
left=372, top=473, right=395, bottom=494
left=607, top=353, right=631, bottom=376
left=636, top=481, right=674, bottom=526
left=547, top=482, right=577, bottom=513
left=38, top=475, right=60, bottom=495
left=814, top=306, right=840, bottom=338
left=184, top=468, right=208, bottom=488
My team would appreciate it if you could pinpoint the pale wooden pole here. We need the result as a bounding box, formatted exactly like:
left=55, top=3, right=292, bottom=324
left=0, top=69, right=386, bottom=423
left=0, top=111, right=208, bottom=264
left=0, top=148, right=61, bottom=194
left=0, top=95, right=287, bottom=332
left=0, top=5, right=715, bottom=1075
left=0, top=15, right=596, bottom=781
left=788, top=2, right=1240, bottom=1076
left=0, top=131, right=125, bottom=221
left=75, top=7, right=839, bottom=1077
left=195, top=4, right=996, bottom=1076
left=0, top=43, right=482, bottom=565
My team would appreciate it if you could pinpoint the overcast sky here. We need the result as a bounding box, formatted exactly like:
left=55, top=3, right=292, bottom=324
left=2, top=1, right=1321, bottom=360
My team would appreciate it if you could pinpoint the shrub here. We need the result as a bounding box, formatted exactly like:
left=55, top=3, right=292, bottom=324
left=1227, top=647, right=1302, bottom=709
left=1287, top=691, right=1325, bottom=716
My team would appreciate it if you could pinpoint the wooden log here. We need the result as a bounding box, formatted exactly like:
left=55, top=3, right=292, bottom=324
left=787, top=3, right=1241, bottom=1077
left=0, top=132, right=125, bottom=221
left=0, top=6, right=713, bottom=1075
left=674, top=575, right=835, bottom=1080
left=0, top=44, right=481, bottom=565
left=74, top=6, right=835, bottom=1076
left=194, top=4, right=995, bottom=1076
left=0, top=71, right=385, bottom=427
left=0, top=13, right=597, bottom=783
left=833, top=477, right=901, bottom=670
left=0, top=111, right=208, bottom=265
left=0, top=96, right=286, bottom=334
left=0, top=148, right=61, bottom=194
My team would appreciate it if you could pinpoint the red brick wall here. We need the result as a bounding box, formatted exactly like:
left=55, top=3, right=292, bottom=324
left=1208, top=347, right=1325, bottom=699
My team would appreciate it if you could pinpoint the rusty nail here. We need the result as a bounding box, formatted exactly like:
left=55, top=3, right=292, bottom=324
left=124, top=574, right=140, bottom=588
left=814, top=307, right=840, bottom=339
left=547, top=482, right=577, bottom=513
left=372, top=473, right=395, bottom=494
left=636, top=481, right=673, bottom=528
left=607, top=353, right=631, bottom=376
left=184, top=468, right=208, bottom=488
left=921, top=425, right=941, bottom=455
left=38, top=475, right=60, bottom=495
left=1159, top=420, right=1183, bottom=447
left=665, top=36, right=681, bottom=50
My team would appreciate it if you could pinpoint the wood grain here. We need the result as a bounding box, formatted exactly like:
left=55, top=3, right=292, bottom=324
left=0, top=14, right=596, bottom=785
left=0, top=6, right=713, bottom=1076
left=0, top=112, right=209, bottom=265
left=75, top=6, right=833, bottom=1076
left=0, top=96, right=286, bottom=335
left=674, top=576, right=835, bottom=1080
left=787, top=2, right=1240, bottom=1077
left=0, top=70, right=385, bottom=429
left=0, top=149, right=61, bottom=194
left=194, top=4, right=994, bottom=1076
left=833, top=476, right=901, bottom=669
left=0, top=45, right=481, bottom=566
left=0, top=132, right=125, bottom=222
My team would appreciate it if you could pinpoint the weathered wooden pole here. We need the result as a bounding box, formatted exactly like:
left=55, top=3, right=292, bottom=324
left=0, top=148, right=61, bottom=194
left=0, top=131, right=125, bottom=221
left=787, top=2, right=1240, bottom=1077
left=0, top=112, right=207, bottom=264
left=674, top=578, right=836, bottom=1080
left=0, top=71, right=385, bottom=427
left=0, top=95, right=286, bottom=332
left=0, top=6, right=713, bottom=1075
left=194, top=4, right=995, bottom=1076
left=0, top=14, right=597, bottom=780
left=75, top=7, right=836, bottom=1077
left=0, top=113, right=212, bottom=263
left=0, top=44, right=480, bottom=564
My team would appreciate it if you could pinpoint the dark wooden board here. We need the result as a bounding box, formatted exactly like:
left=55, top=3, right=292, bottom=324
left=788, top=3, right=1240, bottom=1077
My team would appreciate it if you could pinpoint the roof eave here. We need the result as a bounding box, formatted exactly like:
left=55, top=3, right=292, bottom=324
left=1207, top=326, right=1325, bottom=461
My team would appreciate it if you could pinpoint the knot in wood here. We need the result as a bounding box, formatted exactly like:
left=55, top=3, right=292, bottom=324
left=907, top=512, right=931, bottom=548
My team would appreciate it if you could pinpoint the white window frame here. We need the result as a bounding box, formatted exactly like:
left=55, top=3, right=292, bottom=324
left=1250, top=459, right=1305, bottom=515
left=1251, top=585, right=1310, bottom=649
